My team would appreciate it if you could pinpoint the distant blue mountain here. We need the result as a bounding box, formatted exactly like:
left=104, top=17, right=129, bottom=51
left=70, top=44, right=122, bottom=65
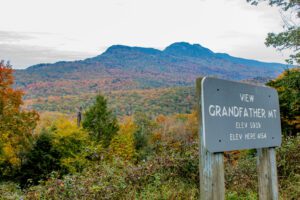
left=15, top=42, right=285, bottom=92
left=215, top=52, right=283, bottom=69
left=164, top=42, right=214, bottom=57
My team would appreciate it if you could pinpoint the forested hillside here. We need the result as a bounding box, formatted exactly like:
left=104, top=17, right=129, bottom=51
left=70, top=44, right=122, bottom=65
left=15, top=42, right=285, bottom=116
left=24, top=87, right=195, bottom=116
left=15, top=42, right=284, bottom=100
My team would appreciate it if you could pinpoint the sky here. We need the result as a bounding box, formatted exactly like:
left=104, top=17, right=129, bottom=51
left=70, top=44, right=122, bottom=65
left=0, top=0, right=293, bottom=69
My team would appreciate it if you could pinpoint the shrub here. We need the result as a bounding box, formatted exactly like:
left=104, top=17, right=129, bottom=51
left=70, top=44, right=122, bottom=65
left=277, top=135, right=300, bottom=199
left=133, top=112, right=156, bottom=161
left=20, top=118, right=90, bottom=187
left=19, top=129, right=61, bottom=187
left=0, top=182, right=23, bottom=200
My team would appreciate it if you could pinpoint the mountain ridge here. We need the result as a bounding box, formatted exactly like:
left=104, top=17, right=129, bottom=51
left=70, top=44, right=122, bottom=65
left=23, top=42, right=284, bottom=70
left=15, top=42, right=285, bottom=100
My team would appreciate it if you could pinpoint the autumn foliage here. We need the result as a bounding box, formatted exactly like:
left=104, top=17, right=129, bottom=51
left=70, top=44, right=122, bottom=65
left=110, top=117, right=136, bottom=161
left=267, top=68, right=300, bottom=136
left=0, top=64, right=299, bottom=199
left=0, top=61, right=39, bottom=175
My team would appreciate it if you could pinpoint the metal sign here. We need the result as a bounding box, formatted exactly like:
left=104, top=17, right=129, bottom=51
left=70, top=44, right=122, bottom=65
left=201, top=77, right=281, bottom=152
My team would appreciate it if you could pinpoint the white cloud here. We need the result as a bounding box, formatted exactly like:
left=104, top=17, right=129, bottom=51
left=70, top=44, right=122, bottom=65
left=0, top=43, right=94, bottom=68
left=0, top=0, right=290, bottom=68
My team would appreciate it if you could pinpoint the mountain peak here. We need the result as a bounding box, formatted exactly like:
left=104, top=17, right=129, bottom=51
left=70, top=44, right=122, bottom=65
left=104, top=45, right=132, bottom=53
left=103, top=44, right=161, bottom=55
left=164, top=42, right=214, bottom=57
left=15, top=41, right=284, bottom=107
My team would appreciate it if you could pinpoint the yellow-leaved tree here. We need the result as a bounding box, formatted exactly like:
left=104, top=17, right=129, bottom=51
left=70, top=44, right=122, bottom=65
left=109, top=117, right=136, bottom=161
left=51, top=118, right=90, bottom=173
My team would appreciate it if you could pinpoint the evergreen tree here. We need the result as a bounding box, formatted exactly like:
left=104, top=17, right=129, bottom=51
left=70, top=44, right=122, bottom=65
left=19, top=129, right=61, bottom=187
left=82, top=94, right=119, bottom=147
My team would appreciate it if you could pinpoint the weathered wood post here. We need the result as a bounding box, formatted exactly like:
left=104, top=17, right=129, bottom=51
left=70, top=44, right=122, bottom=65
left=77, top=106, right=82, bottom=127
left=196, top=78, right=225, bottom=200
left=257, top=147, right=279, bottom=200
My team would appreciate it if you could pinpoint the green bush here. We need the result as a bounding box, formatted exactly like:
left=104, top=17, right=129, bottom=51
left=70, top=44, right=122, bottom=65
left=225, top=154, right=257, bottom=194
left=133, top=112, right=156, bottom=161
left=19, top=129, right=61, bottom=187
left=226, top=191, right=257, bottom=200
left=0, top=182, right=23, bottom=200
left=224, top=135, right=300, bottom=199
left=0, top=133, right=296, bottom=199
left=19, top=118, right=90, bottom=188
left=22, top=139, right=200, bottom=199
left=277, top=135, right=300, bottom=199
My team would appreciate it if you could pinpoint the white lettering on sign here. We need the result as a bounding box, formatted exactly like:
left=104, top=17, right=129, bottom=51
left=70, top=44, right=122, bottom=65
left=229, top=132, right=268, bottom=141
left=209, top=93, right=274, bottom=143
left=201, top=77, right=281, bottom=152
left=268, top=110, right=277, bottom=118
left=236, top=122, right=248, bottom=129
left=208, top=105, right=274, bottom=119
left=235, top=122, right=262, bottom=129
left=240, top=93, right=254, bottom=102
left=250, top=122, right=261, bottom=129
left=245, top=132, right=256, bottom=140
left=230, top=133, right=243, bottom=141
left=257, top=132, right=267, bottom=139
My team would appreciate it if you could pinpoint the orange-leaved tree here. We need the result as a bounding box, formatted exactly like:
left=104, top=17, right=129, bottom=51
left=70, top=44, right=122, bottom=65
left=0, top=61, right=39, bottom=175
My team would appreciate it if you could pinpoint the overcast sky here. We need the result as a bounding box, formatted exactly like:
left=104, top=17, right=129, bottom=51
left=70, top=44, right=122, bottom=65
left=0, top=0, right=292, bottom=69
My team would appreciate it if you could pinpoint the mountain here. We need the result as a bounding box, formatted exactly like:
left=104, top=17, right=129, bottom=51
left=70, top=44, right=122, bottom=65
left=164, top=42, right=214, bottom=57
left=15, top=42, right=285, bottom=100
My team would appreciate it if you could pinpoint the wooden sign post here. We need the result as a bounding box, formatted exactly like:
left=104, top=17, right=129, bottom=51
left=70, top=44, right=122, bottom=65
left=199, top=141, right=225, bottom=200
left=196, top=77, right=281, bottom=200
left=257, top=148, right=279, bottom=200
left=197, top=78, right=225, bottom=200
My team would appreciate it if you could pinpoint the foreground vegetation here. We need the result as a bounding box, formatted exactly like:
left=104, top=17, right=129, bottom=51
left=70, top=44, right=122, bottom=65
left=1, top=61, right=300, bottom=199
left=0, top=133, right=299, bottom=199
